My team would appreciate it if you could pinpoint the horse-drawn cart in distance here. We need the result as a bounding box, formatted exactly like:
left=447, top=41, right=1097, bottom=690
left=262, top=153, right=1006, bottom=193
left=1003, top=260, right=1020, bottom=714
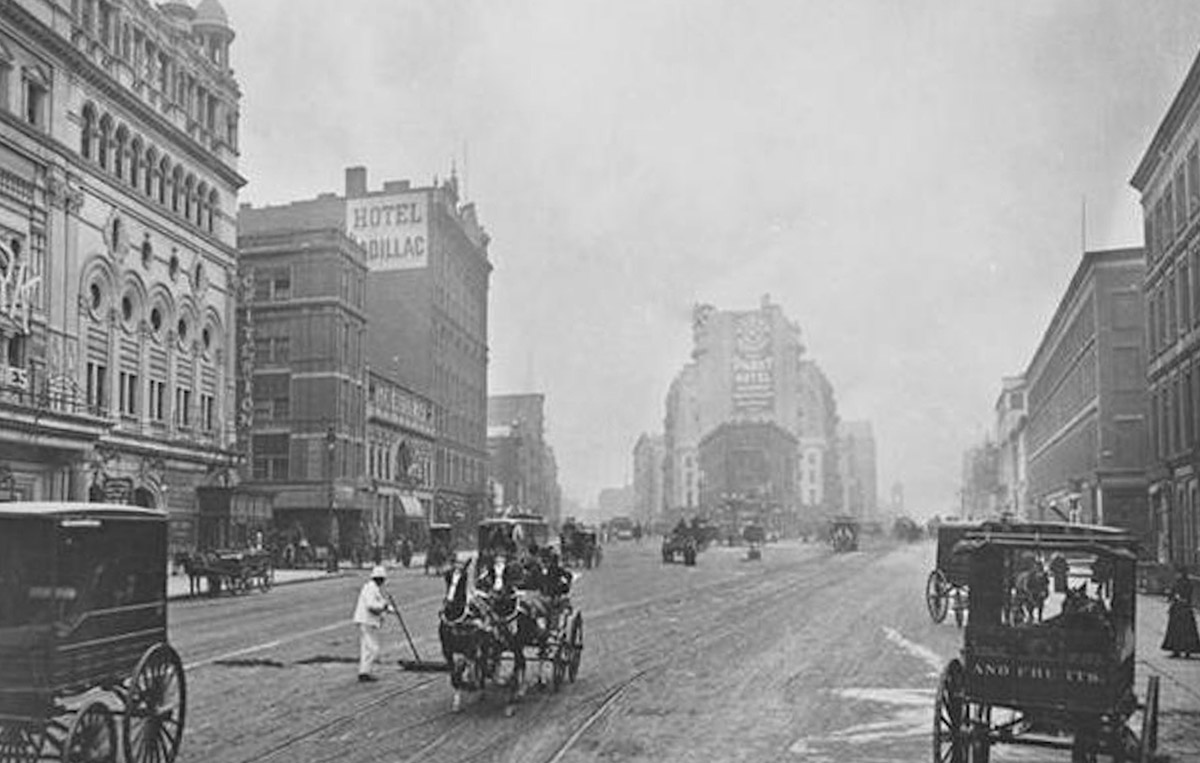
left=0, top=502, right=186, bottom=763
left=424, top=523, right=457, bottom=576
left=828, top=515, right=860, bottom=553
left=180, top=547, right=273, bottom=596
left=743, top=523, right=766, bottom=561
left=933, top=520, right=1159, bottom=763
left=925, top=520, right=981, bottom=627
left=558, top=522, right=601, bottom=569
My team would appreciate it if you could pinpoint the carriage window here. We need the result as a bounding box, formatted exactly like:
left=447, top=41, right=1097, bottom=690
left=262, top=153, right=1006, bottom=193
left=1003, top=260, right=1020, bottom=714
left=0, top=520, right=55, bottom=628
left=976, top=548, right=1120, bottom=630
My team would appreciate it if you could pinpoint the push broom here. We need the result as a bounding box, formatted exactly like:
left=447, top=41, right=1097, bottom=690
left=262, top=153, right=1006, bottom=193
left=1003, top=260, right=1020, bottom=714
left=385, top=591, right=450, bottom=672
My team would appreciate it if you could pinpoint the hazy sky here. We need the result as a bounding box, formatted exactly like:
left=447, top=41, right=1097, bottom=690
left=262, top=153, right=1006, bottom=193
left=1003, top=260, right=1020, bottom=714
left=225, top=0, right=1200, bottom=514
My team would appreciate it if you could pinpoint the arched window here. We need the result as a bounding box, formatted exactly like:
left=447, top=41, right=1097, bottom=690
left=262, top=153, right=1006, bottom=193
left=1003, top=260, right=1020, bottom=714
left=80, top=102, right=96, bottom=159
left=144, top=147, right=157, bottom=198
left=97, top=113, right=112, bottom=170
left=170, top=165, right=182, bottom=213
left=207, top=188, right=218, bottom=233
left=113, top=125, right=128, bottom=181
left=183, top=174, right=195, bottom=222
left=129, top=137, right=142, bottom=189
left=196, top=182, right=208, bottom=228
left=158, top=156, right=170, bottom=206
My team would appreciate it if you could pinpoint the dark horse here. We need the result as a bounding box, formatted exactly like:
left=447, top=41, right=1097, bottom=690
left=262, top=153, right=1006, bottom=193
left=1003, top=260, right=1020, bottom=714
left=1012, top=563, right=1050, bottom=624
left=485, top=557, right=550, bottom=712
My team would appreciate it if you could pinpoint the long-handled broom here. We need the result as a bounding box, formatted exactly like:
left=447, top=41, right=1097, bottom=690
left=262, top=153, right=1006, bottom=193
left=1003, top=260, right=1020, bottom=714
left=385, top=591, right=450, bottom=672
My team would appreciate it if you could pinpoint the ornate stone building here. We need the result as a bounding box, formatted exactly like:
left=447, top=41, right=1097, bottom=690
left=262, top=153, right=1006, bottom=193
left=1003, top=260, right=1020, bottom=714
left=0, top=0, right=243, bottom=553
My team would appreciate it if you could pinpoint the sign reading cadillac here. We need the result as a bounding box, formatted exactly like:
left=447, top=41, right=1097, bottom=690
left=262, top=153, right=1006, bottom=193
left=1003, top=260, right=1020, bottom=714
left=346, top=192, right=429, bottom=271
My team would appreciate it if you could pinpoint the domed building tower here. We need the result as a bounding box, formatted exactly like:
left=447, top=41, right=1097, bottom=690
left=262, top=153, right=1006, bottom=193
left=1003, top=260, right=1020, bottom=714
left=193, top=0, right=235, bottom=71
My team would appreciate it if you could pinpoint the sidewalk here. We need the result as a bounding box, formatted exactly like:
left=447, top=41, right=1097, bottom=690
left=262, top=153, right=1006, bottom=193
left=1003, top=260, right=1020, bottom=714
left=165, top=553, right=434, bottom=600
left=1136, top=593, right=1200, bottom=760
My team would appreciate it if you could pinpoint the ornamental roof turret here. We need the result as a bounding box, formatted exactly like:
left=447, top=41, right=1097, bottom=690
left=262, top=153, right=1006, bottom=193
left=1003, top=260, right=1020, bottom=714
left=195, top=0, right=231, bottom=29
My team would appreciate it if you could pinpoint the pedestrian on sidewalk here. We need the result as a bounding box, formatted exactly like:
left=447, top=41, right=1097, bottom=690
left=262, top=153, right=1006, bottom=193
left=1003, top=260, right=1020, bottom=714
left=1161, top=565, right=1200, bottom=659
left=352, top=565, right=393, bottom=681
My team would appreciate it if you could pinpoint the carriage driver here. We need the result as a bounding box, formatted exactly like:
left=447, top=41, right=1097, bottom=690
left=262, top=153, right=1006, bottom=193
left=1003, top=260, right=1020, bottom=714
left=352, top=565, right=394, bottom=682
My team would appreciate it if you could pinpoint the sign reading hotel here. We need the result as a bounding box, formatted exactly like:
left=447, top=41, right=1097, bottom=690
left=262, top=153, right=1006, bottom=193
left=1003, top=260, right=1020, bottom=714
left=346, top=192, right=429, bottom=271
left=732, top=312, right=774, bottom=413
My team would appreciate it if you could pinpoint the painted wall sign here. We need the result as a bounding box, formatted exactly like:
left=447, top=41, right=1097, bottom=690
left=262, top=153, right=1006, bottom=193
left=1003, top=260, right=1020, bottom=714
left=732, top=311, right=774, bottom=413
left=0, top=240, right=41, bottom=334
left=346, top=193, right=429, bottom=271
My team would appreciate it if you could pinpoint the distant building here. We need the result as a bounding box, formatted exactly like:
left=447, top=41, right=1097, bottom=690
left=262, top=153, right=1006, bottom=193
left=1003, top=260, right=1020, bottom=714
left=597, top=485, right=634, bottom=520
left=1132, top=49, right=1200, bottom=568
left=838, top=421, right=877, bottom=520
left=663, top=363, right=701, bottom=514
left=487, top=393, right=561, bottom=524
left=797, top=361, right=842, bottom=520
left=366, top=370, right=435, bottom=545
left=632, top=433, right=666, bottom=525
left=994, top=375, right=1028, bottom=518
left=698, top=420, right=798, bottom=536
left=1020, top=248, right=1147, bottom=542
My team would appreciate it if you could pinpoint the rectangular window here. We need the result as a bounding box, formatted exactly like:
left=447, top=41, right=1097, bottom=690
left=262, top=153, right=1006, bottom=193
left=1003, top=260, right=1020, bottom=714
left=1176, top=165, right=1189, bottom=232
left=252, top=434, right=289, bottom=481
left=253, top=274, right=271, bottom=302
left=1189, top=144, right=1200, bottom=215
left=1166, top=187, right=1177, bottom=246
left=1187, top=370, right=1195, bottom=447
left=273, top=336, right=289, bottom=363
left=24, top=78, right=46, bottom=129
left=273, top=271, right=290, bottom=300
left=1182, top=261, right=1192, bottom=333
left=200, top=393, right=215, bottom=431
left=86, top=362, right=107, bottom=413
left=149, top=380, right=166, bottom=422
left=272, top=396, right=290, bottom=420
left=118, top=371, right=138, bottom=416
left=175, top=387, right=191, bottom=427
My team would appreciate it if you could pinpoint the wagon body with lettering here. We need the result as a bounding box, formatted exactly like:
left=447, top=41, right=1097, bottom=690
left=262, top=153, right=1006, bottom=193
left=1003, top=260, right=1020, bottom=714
left=0, top=503, right=185, bottom=763
left=932, top=520, right=1158, bottom=763
left=925, top=521, right=981, bottom=627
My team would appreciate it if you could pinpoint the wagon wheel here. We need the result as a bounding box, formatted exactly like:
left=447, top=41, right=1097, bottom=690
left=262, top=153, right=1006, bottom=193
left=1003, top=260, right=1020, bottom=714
left=567, top=612, right=583, bottom=683
left=0, top=722, right=46, bottom=763
left=966, top=702, right=991, bottom=763
left=550, top=637, right=568, bottom=692
left=1139, top=676, right=1160, bottom=763
left=926, top=570, right=949, bottom=624
left=123, top=644, right=187, bottom=763
left=63, top=702, right=116, bottom=763
left=933, top=659, right=967, bottom=763
left=258, top=565, right=274, bottom=592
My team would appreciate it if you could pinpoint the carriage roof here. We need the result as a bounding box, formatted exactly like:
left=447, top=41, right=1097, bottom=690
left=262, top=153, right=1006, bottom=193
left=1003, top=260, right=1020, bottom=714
left=953, top=520, right=1139, bottom=560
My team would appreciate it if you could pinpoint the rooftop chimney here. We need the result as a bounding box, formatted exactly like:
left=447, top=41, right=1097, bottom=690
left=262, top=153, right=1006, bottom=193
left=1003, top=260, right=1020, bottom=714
left=345, top=166, right=367, bottom=198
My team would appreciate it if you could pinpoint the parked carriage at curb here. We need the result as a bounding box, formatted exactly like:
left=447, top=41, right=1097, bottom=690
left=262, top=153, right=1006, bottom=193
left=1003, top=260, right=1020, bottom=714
left=926, top=521, right=981, bottom=627
left=180, top=548, right=273, bottom=596
left=0, top=503, right=186, bottom=763
left=424, top=523, right=457, bottom=576
left=932, top=521, right=1159, bottom=763
left=829, top=516, right=860, bottom=553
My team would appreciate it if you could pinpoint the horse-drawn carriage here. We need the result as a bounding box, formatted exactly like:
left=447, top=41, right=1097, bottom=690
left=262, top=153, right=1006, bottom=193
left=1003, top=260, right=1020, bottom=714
left=559, top=523, right=601, bottom=569
left=424, top=523, right=457, bottom=576
left=932, top=520, right=1160, bottom=762
left=436, top=513, right=583, bottom=713
left=0, top=502, right=186, bottom=763
left=925, top=521, right=981, bottom=627
left=743, top=523, right=766, bottom=561
left=829, top=516, right=860, bottom=553
left=180, top=548, right=273, bottom=596
left=662, top=525, right=698, bottom=566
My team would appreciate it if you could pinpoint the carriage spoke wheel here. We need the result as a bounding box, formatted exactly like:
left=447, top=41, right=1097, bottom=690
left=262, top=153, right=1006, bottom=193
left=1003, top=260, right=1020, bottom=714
left=1139, top=675, right=1160, bottom=762
left=63, top=702, right=116, bottom=763
left=567, top=612, right=583, bottom=683
left=926, top=570, right=949, bottom=624
left=0, top=723, right=46, bottom=763
left=933, top=659, right=967, bottom=763
left=124, top=644, right=187, bottom=763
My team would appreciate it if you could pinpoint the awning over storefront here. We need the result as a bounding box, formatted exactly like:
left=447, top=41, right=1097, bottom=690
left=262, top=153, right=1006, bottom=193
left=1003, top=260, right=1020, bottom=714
left=400, top=495, right=424, bottom=518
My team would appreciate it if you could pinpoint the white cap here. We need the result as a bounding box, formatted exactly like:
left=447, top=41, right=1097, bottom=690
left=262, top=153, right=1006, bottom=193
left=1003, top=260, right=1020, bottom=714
left=370, top=565, right=387, bottom=580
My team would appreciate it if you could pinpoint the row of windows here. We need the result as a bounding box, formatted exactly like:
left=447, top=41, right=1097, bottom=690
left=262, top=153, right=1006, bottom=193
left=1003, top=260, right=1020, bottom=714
left=367, top=440, right=431, bottom=486
left=85, top=361, right=215, bottom=430
left=250, top=435, right=367, bottom=484
left=1148, top=245, right=1200, bottom=357
left=69, top=0, right=238, bottom=149
left=1146, top=141, right=1200, bottom=265
left=81, top=103, right=220, bottom=234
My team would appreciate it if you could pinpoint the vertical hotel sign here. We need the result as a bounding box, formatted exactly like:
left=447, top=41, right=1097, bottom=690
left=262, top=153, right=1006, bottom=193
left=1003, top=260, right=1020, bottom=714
left=732, top=312, right=774, bottom=414
left=346, top=192, right=429, bottom=271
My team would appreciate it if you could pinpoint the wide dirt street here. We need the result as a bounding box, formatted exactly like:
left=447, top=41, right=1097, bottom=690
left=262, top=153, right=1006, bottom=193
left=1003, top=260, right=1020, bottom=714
left=169, top=538, right=1194, bottom=762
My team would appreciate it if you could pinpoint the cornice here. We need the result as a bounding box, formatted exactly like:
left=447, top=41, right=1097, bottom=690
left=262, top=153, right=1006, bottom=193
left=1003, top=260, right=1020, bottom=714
left=1, top=0, right=246, bottom=191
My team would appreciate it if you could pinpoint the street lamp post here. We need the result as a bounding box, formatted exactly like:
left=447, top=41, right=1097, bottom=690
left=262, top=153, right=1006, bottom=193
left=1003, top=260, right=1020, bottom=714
left=326, top=425, right=337, bottom=572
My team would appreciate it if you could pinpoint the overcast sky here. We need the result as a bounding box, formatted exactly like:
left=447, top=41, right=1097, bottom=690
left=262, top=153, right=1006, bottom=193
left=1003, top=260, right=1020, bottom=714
left=225, top=0, right=1200, bottom=515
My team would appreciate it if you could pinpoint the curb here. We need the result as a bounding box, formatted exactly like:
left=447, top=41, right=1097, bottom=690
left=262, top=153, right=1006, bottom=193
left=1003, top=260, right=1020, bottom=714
left=167, top=570, right=353, bottom=601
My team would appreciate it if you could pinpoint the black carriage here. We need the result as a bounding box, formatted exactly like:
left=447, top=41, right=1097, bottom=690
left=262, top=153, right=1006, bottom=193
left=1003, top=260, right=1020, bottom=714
left=424, top=524, right=457, bottom=576
left=661, top=526, right=697, bottom=566
left=926, top=521, right=981, bottom=627
left=477, top=513, right=550, bottom=562
left=829, top=516, right=860, bottom=553
left=0, top=502, right=186, bottom=763
left=180, top=548, right=273, bottom=596
left=932, top=521, right=1159, bottom=763
left=559, top=523, right=601, bottom=569
left=743, top=523, right=766, bottom=561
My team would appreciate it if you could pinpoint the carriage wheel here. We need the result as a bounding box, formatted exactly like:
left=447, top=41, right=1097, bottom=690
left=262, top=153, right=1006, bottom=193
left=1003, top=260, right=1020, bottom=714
left=567, top=612, right=583, bottom=683
left=259, top=566, right=274, bottom=592
left=0, top=723, right=46, bottom=763
left=1139, top=676, right=1160, bottom=762
left=123, top=644, right=187, bottom=763
left=926, top=570, right=949, bottom=624
left=966, top=702, right=991, bottom=763
left=933, top=659, right=967, bottom=763
left=551, top=638, right=568, bottom=692
left=63, top=702, right=116, bottom=763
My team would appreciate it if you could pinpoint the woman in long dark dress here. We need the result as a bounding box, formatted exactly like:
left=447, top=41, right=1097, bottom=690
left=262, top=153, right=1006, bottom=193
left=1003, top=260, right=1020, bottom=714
left=1162, top=566, right=1200, bottom=658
